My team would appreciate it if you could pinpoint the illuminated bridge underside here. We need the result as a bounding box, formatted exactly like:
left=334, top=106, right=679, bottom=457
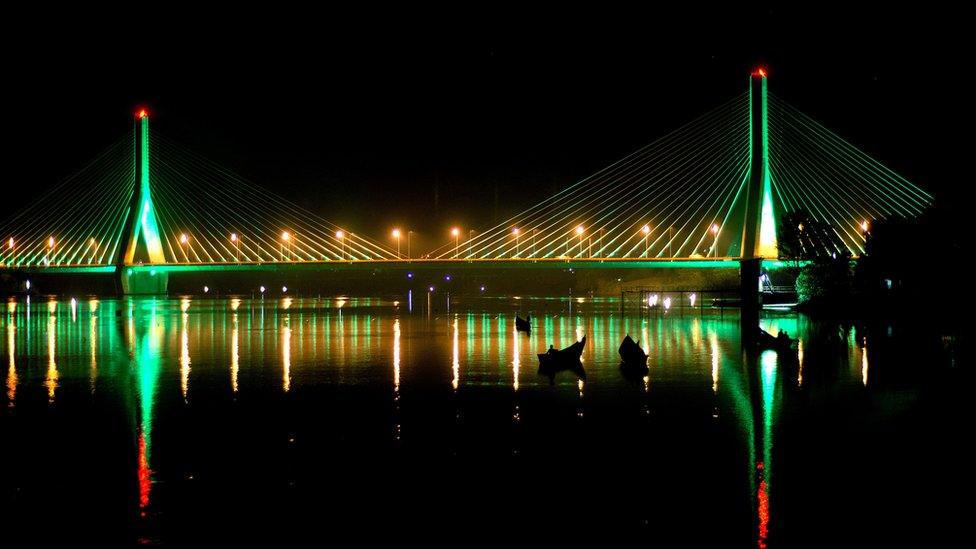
left=1, top=76, right=932, bottom=272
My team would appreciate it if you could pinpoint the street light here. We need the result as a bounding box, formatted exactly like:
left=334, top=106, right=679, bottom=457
left=512, top=227, right=519, bottom=257
left=281, top=231, right=291, bottom=261
left=451, top=227, right=460, bottom=258
left=860, top=220, right=869, bottom=234
left=230, top=232, right=240, bottom=262
left=392, top=228, right=401, bottom=258
left=642, top=225, right=650, bottom=258
left=180, top=233, right=190, bottom=262
left=336, top=230, right=345, bottom=260
left=576, top=225, right=584, bottom=257
left=711, top=224, right=720, bottom=257
left=669, top=226, right=674, bottom=259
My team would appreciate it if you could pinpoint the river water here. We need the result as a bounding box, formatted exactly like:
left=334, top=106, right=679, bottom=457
left=0, top=295, right=967, bottom=546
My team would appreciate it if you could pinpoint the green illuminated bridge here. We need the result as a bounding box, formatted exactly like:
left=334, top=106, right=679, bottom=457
left=1, top=71, right=932, bottom=294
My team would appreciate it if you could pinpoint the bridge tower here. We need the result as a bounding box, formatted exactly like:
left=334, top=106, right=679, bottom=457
left=117, top=109, right=168, bottom=294
left=740, top=68, right=778, bottom=328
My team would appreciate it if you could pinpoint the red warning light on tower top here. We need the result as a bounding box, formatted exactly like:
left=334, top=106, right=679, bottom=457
left=753, top=67, right=767, bottom=78
left=137, top=109, right=148, bottom=119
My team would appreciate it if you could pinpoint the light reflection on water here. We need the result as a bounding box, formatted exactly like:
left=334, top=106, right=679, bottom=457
left=0, top=295, right=933, bottom=544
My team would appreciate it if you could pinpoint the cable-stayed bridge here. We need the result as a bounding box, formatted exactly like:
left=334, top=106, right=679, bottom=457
left=1, top=71, right=932, bottom=294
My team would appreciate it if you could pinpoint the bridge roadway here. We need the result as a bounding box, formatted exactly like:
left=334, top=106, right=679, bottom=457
left=15, top=257, right=751, bottom=275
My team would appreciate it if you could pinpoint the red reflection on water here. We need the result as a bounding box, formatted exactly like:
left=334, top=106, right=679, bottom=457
left=138, top=432, right=151, bottom=513
left=757, top=461, right=768, bottom=549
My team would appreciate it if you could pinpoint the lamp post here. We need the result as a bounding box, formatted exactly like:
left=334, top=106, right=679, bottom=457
left=642, top=225, right=650, bottom=258
left=336, top=230, right=345, bottom=260
left=231, top=232, right=240, bottom=262
left=451, top=228, right=460, bottom=259
left=669, top=226, right=674, bottom=259
left=512, top=227, right=519, bottom=257
left=711, top=223, right=719, bottom=257
left=281, top=231, right=292, bottom=261
left=180, top=233, right=189, bottom=262
left=576, top=225, right=584, bottom=257
left=392, top=228, right=401, bottom=258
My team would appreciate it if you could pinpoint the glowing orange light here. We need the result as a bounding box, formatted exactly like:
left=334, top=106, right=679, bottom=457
left=641, top=225, right=650, bottom=235
left=391, top=228, right=401, bottom=238
left=230, top=233, right=238, bottom=242
left=451, top=227, right=460, bottom=237
left=711, top=223, right=719, bottom=235
left=180, top=233, right=188, bottom=244
left=48, top=236, right=55, bottom=248
left=138, top=109, right=148, bottom=119
left=7, top=237, right=13, bottom=249
left=512, top=227, right=519, bottom=235
left=335, top=230, right=344, bottom=239
left=282, top=231, right=290, bottom=241
left=754, top=67, right=767, bottom=78
left=576, top=225, right=584, bottom=235
left=861, top=220, right=869, bottom=232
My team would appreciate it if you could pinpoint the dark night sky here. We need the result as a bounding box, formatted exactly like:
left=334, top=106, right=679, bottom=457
left=3, top=7, right=969, bottom=249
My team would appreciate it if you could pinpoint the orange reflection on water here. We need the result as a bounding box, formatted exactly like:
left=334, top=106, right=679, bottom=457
left=90, top=310, right=98, bottom=392
left=757, top=461, right=769, bottom=549
left=282, top=321, right=291, bottom=393
left=231, top=313, right=239, bottom=393
left=138, top=432, right=151, bottom=513
left=393, top=318, right=401, bottom=393
left=6, top=324, right=16, bottom=406
left=710, top=332, right=719, bottom=394
left=452, top=316, right=459, bottom=391
left=797, top=339, right=804, bottom=387
left=45, top=313, right=58, bottom=403
left=861, top=337, right=868, bottom=387
left=512, top=328, right=520, bottom=391
left=180, top=313, right=190, bottom=400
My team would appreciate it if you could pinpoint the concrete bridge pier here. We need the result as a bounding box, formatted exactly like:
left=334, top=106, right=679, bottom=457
left=740, top=258, right=761, bottom=343
left=119, top=267, right=169, bottom=295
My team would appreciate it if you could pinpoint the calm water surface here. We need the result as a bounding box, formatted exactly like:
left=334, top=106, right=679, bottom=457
left=0, top=295, right=968, bottom=546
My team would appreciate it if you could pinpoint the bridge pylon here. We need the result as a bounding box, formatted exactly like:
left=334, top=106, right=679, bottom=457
left=740, top=68, right=778, bottom=330
left=118, top=109, right=168, bottom=294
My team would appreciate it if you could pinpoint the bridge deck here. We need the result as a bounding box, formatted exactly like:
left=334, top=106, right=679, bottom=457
left=4, top=258, right=810, bottom=275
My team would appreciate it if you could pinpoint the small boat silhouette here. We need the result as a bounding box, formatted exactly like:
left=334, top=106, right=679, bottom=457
left=757, top=327, right=796, bottom=354
left=515, top=314, right=531, bottom=333
left=538, top=335, right=586, bottom=383
left=618, top=335, right=649, bottom=380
